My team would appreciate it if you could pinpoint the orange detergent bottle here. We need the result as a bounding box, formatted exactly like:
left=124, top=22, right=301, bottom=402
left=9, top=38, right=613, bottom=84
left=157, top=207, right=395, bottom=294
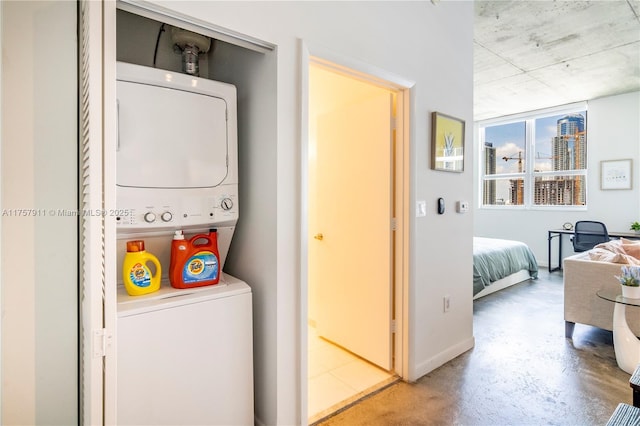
left=122, top=240, right=162, bottom=296
left=169, top=229, right=221, bottom=289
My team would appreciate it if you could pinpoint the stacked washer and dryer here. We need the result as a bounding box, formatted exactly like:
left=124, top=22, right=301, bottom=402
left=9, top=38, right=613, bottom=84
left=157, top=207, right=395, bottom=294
left=115, top=61, right=253, bottom=425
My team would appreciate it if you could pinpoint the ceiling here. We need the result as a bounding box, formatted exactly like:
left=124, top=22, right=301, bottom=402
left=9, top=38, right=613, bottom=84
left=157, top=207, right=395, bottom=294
left=474, top=0, right=640, bottom=121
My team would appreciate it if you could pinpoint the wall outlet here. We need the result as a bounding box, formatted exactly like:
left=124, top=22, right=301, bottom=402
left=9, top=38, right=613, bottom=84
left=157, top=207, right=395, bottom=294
left=443, top=295, right=450, bottom=312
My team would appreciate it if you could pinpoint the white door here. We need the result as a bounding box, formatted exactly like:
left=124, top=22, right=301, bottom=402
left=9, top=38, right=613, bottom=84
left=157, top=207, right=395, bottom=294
left=79, top=0, right=110, bottom=423
left=311, top=78, right=394, bottom=370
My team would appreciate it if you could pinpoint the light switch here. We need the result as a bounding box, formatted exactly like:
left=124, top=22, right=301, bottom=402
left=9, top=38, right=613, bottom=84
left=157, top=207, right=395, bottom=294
left=416, top=200, right=427, bottom=217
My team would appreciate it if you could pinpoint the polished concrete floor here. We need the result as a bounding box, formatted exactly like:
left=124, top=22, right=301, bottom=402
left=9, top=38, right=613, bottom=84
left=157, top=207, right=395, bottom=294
left=317, top=269, right=635, bottom=425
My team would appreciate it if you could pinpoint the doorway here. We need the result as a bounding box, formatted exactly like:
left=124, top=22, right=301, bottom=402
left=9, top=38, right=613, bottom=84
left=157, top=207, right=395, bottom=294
left=306, top=60, right=408, bottom=422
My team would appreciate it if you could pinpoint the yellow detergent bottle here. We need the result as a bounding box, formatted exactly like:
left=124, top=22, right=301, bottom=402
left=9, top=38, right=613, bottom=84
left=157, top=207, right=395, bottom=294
left=122, top=240, right=162, bottom=296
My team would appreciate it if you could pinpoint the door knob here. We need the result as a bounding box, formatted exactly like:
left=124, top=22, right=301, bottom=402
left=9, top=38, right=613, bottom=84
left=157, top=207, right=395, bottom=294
left=314, top=233, right=324, bottom=241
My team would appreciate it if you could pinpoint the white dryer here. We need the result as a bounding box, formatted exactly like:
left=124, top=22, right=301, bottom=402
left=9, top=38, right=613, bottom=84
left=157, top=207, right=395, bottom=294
left=115, top=61, right=238, bottom=266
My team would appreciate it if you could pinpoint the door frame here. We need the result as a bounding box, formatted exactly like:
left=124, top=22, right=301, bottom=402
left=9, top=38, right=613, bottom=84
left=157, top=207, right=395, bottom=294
left=299, top=40, right=413, bottom=424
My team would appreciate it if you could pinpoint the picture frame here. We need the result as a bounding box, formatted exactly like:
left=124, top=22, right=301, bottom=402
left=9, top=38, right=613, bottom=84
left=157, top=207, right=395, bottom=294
left=600, top=159, right=632, bottom=190
left=431, top=111, right=465, bottom=172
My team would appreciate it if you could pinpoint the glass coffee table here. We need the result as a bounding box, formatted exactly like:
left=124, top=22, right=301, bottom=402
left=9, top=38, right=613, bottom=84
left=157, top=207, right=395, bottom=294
left=597, top=288, right=640, bottom=374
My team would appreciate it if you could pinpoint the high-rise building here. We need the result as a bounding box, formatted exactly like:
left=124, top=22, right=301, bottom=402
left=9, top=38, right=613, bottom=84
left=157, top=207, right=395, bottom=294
left=483, top=142, right=496, bottom=204
left=503, top=113, right=586, bottom=206
left=533, top=176, right=582, bottom=206
left=534, top=114, right=586, bottom=205
left=552, top=114, right=586, bottom=172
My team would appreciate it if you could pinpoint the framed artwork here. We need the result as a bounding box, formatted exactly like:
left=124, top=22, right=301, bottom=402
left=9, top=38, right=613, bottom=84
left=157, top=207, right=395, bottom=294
left=431, top=112, right=465, bottom=172
left=600, top=159, right=632, bottom=190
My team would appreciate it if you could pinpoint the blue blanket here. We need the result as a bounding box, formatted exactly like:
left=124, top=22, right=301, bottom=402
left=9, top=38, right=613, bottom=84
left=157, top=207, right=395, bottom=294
left=473, top=237, right=539, bottom=296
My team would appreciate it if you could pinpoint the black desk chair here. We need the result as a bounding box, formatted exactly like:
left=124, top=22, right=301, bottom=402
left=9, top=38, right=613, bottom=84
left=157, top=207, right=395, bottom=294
left=572, top=220, right=610, bottom=252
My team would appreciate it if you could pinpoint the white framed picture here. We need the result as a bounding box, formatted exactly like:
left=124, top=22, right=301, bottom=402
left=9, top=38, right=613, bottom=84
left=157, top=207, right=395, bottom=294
left=600, top=159, right=632, bottom=190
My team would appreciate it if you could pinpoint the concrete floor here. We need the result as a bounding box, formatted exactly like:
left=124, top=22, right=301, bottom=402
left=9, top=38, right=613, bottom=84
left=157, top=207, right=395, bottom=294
left=317, top=269, right=635, bottom=425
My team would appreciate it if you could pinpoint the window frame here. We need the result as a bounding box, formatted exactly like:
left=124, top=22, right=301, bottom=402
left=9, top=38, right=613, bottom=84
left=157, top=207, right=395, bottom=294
left=477, top=102, right=588, bottom=211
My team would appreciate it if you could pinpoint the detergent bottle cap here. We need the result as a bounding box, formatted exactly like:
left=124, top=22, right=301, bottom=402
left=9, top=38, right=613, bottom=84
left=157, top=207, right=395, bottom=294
left=126, top=240, right=145, bottom=252
left=173, top=230, right=185, bottom=240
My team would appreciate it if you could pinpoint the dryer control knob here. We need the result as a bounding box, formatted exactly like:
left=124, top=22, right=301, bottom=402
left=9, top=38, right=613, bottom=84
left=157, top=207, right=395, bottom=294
left=221, top=198, right=233, bottom=211
left=143, top=212, right=156, bottom=223
left=161, top=211, right=173, bottom=222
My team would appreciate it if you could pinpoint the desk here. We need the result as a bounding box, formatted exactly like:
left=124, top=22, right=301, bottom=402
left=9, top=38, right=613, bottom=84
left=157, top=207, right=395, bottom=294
left=597, top=289, right=640, bottom=375
left=547, top=229, right=640, bottom=272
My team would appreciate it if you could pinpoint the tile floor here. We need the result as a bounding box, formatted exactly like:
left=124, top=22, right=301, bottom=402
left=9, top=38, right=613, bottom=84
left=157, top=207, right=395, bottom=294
left=307, top=325, right=397, bottom=424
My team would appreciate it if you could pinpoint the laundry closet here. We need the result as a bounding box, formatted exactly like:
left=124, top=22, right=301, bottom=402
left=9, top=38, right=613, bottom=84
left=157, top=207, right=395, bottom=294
left=107, top=6, right=276, bottom=424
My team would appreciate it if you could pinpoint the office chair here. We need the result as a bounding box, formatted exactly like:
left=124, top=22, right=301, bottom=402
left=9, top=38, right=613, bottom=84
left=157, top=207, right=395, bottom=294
left=572, top=220, right=610, bottom=252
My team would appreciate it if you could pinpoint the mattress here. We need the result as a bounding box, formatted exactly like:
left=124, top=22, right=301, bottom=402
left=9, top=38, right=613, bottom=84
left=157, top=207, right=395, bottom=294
left=473, top=237, right=539, bottom=296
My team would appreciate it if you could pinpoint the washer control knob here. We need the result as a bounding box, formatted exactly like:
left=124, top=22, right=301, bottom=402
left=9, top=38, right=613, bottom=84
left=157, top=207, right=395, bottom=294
left=143, top=212, right=156, bottom=223
left=221, top=198, right=233, bottom=211
left=161, top=211, right=173, bottom=222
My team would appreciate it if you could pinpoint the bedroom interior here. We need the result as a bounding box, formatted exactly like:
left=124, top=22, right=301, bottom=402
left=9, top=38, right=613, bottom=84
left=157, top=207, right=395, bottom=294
left=468, top=4, right=640, bottom=407
left=473, top=1, right=639, bottom=264
left=472, top=0, right=640, bottom=299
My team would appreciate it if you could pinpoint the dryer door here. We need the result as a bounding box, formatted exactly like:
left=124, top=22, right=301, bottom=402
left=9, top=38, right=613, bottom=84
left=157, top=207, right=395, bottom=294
left=117, top=81, right=228, bottom=189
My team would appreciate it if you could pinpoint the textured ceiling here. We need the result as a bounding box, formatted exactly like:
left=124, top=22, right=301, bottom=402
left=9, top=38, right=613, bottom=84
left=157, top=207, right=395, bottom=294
left=474, top=0, right=640, bottom=121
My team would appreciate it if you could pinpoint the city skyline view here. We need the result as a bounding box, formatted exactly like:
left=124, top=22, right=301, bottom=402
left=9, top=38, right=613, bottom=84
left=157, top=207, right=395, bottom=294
left=484, top=113, right=586, bottom=175
left=482, top=111, right=587, bottom=206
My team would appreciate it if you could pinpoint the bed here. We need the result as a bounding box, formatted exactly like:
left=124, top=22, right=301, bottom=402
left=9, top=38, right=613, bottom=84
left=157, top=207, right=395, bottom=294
left=473, top=237, right=539, bottom=299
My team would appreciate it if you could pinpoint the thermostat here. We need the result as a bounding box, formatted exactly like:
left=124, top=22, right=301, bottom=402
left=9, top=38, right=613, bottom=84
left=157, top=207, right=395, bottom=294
left=456, top=201, right=469, bottom=213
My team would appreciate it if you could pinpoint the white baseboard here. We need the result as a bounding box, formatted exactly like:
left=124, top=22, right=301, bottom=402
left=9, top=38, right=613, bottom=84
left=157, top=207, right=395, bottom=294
left=412, top=336, right=475, bottom=381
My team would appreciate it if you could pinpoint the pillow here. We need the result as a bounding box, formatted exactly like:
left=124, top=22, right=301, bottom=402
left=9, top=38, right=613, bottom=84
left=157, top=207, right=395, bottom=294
left=587, top=248, right=640, bottom=265
left=625, top=255, right=640, bottom=266
left=620, top=238, right=639, bottom=244
left=588, top=249, right=622, bottom=263
left=620, top=238, right=640, bottom=259
left=593, top=240, right=626, bottom=255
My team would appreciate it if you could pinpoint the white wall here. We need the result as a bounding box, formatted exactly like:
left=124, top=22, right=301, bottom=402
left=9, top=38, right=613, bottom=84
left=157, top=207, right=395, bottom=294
left=474, top=91, right=640, bottom=265
left=1, top=1, right=77, bottom=424
left=143, top=2, right=474, bottom=425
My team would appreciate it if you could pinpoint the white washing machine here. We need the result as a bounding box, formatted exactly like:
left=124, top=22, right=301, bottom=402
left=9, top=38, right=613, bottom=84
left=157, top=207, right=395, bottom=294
left=116, top=273, right=253, bottom=425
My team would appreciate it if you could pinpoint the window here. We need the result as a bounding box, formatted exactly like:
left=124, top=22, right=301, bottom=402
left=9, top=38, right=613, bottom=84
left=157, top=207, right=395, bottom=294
left=479, top=105, right=587, bottom=208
